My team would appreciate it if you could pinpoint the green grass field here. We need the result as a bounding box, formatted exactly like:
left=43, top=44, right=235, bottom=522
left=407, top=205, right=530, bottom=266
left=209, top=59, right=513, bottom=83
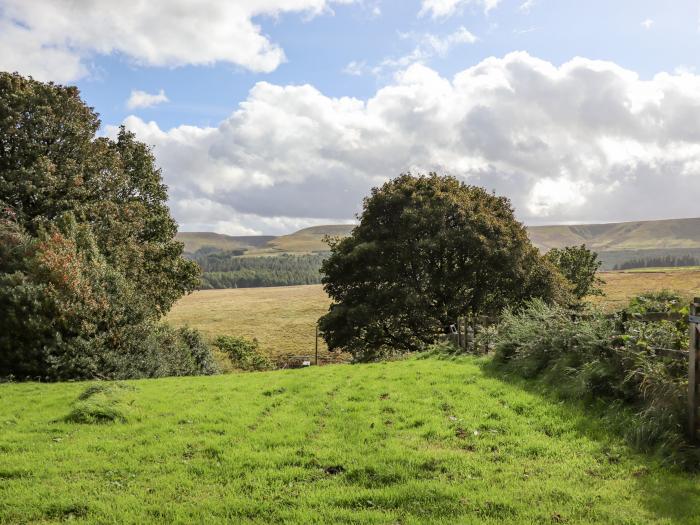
left=2, top=355, right=699, bottom=524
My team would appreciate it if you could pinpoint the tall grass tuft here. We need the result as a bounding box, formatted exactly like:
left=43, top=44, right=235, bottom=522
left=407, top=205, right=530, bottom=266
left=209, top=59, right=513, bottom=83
left=63, top=383, right=133, bottom=424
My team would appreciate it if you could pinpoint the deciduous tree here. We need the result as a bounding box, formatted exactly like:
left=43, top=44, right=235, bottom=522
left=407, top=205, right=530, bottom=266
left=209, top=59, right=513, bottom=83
left=544, top=244, right=603, bottom=300
left=0, top=73, right=202, bottom=379
left=318, top=173, right=569, bottom=360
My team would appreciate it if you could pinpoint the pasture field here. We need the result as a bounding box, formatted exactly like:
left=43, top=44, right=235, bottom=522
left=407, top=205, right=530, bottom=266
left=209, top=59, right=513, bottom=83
left=167, top=285, right=331, bottom=360
left=2, top=356, right=699, bottom=524
left=621, top=266, right=700, bottom=273
left=168, top=269, right=700, bottom=357
left=594, top=269, right=700, bottom=310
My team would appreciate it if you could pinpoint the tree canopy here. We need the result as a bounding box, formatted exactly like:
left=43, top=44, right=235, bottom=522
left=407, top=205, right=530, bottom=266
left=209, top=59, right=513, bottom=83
left=0, top=72, right=204, bottom=380
left=318, top=173, right=570, bottom=360
left=544, top=244, right=603, bottom=300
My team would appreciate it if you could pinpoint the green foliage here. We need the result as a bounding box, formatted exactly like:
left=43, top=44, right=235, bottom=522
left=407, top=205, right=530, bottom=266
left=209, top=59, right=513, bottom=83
left=64, top=402, right=127, bottom=424
left=0, top=209, right=217, bottom=380
left=194, top=252, right=327, bottom=289
left=626, top=290, right=686, bottom=315
left=319, top=173, right=570, bottom=360
left=77, top=382, right=132, bottom=401
left=492, top=297, right=695, bottom=465
left=545, top=244, right=604, bottom=300
left=213, top=335, right=272, bottom=371
left=0, top=72, right=201, bottom=380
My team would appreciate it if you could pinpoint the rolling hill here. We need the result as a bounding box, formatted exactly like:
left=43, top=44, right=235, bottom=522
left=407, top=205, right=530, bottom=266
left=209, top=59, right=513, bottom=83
left=526, top=217, right=700, bottom=251
left=265, top=224, right=355, bottom=253
left=178, top=217, right=700, bottom=271
left=176, top=232, right=276, bottom=254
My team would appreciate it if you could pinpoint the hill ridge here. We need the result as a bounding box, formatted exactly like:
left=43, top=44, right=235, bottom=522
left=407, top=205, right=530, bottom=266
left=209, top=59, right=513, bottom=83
left=177, top=217, right=700, bottom=255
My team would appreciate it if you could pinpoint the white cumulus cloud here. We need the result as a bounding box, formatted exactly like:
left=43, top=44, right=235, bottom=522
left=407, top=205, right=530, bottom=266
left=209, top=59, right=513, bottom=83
left=111, top=53, right=700, bottom=233
left=420, top=0, right=501, bottom=18
left=0, top=0, right=354, bottom=82
left=126, top=89, right=169, bottom=110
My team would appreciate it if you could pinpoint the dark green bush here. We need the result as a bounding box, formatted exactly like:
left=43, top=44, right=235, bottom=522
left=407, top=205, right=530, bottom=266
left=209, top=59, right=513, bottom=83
left=45, top=323, right=219, bottom=381
left=213, top=336, right=272, bottom=371
left=492, top=294, right=695, bottom=465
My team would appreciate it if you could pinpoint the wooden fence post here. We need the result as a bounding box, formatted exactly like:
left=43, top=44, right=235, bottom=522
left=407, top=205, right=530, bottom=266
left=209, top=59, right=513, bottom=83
left=689, top=298, right=700, bottom=442
left=457, top=317, right=462, bottom=349
left=315, top=323, right=319, bottom=366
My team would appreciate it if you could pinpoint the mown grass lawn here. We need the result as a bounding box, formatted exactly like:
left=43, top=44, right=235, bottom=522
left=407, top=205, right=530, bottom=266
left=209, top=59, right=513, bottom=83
left=1, top=356, right=699, bottom=524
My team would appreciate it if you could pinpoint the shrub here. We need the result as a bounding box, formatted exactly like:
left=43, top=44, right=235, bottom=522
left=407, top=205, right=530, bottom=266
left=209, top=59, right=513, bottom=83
left=44, top=323, right=219, bottom=381
left=213, top=335, right=272, bottom=371
left=77, top=382, right=132, bottom=401
left=492, top=295, right=694, bottom=465
left=626, top=290, right=687, bottom=315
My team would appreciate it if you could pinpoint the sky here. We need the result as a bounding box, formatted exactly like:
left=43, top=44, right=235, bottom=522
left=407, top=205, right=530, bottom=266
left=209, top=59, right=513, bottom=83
left=2, top=0, right=700, bottom=235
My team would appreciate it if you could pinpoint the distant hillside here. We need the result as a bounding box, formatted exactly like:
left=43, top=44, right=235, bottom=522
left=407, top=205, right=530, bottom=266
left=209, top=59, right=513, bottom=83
left=264, top=218, right=700, bottom=254
left=178, top=218, right=700, bottom=272
left=266, top=225, right=355, bottom=253
left=176, top=232, right=275, bottom=254
left=527, top=217, right=700, bottom=251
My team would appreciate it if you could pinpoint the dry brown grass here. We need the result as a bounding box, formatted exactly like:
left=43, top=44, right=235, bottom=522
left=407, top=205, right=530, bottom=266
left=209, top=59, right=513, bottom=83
left=592, top=269, right=700, bottom=310
left=167, top=269, right=700, bottom=360
left=167, top=285, right=332, bottom=360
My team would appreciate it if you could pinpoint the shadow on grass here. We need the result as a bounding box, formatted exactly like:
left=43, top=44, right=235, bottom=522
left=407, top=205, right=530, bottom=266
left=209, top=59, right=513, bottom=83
left=477, top=357, right=700, bottom=523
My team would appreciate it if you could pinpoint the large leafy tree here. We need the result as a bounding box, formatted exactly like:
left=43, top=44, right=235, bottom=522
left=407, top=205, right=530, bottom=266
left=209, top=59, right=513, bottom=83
left=319, top=173, right=570, bottom=360
left=0, top=72, right=200, bottom=379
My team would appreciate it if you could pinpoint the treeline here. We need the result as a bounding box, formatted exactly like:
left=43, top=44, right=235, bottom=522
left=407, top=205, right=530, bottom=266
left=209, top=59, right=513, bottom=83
left=614, top=255, right=700, bottom=270
left=192, top=252, right=327, bottom=289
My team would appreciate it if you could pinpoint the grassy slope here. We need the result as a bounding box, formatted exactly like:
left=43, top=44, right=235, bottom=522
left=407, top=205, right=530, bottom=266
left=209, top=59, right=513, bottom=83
left=527, top=217, right=700, bottom=251
left=264, top=225, right=355, bottom=253
left=176, top=232, right=275, bottom=253
left=177, top=220, right=700, bottom=273
left=2, top=356, right=699, bottom=524
left=180, top=218, right=700, bottom=255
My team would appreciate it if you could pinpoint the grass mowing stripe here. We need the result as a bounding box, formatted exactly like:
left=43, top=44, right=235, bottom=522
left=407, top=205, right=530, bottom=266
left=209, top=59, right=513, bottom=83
left=1, top=357, right=700, bottom=523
